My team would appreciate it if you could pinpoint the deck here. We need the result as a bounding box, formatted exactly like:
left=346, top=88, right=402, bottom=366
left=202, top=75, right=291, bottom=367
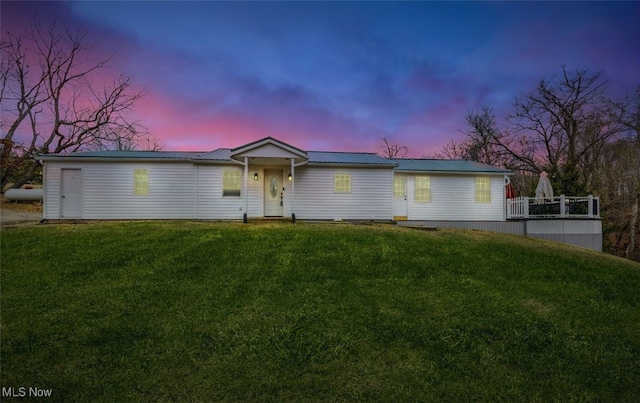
left=506, top=195, right=600, bottom=220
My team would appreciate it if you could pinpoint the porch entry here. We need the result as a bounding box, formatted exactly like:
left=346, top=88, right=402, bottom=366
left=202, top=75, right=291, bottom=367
left=61, top=168, right=82, bottom=218
left=393, top=175, right=408, bottom=220
left=264, top=169, right=283, bottom=217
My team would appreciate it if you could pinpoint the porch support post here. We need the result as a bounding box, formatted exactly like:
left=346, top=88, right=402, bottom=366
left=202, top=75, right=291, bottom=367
left=243, top=157, right=248, bottom=223
left=291, top=158, right=296, bottom=223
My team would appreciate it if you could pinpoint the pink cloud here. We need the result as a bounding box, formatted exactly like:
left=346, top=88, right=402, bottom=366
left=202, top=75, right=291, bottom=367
left=135, top=90, right=385, bottom=154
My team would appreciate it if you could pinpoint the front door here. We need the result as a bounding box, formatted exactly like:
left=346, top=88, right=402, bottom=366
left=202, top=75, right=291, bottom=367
left=393, top=175, right=408, bottom=220
left=264, top=170, right=283, bottom=217
left=61, top=169, right=82, bottom=218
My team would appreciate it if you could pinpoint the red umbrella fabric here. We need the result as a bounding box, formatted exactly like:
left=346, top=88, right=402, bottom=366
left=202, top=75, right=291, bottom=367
left=505, top=182, right=516, bottom=199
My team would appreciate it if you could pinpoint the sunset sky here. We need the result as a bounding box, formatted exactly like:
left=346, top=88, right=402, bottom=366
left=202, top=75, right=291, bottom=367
left=3, top=1, right=639, bottom=156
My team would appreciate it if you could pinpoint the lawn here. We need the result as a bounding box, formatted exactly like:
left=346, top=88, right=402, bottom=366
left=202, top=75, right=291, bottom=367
left=1, top=221, right=639, bottom=401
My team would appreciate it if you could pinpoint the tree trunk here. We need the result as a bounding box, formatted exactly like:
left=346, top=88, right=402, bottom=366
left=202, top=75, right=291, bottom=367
left=10, top=160, right=42, bottom=189
left=626, top=194, right=639, bottom=258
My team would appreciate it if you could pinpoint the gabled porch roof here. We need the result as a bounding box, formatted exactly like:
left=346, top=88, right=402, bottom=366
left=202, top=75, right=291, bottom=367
left=232, top=137, right=308, bottom=165
left=193, top=137, right=395, bottom=167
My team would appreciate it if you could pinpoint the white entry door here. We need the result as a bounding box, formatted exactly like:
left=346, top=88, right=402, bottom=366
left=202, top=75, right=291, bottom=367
left=61, top=169, right=82, bottom=218
left=392, top=175, right=408, bottom=219
left=264, top=170, right=283, bottom=217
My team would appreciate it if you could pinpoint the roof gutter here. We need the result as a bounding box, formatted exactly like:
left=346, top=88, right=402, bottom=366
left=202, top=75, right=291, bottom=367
left=307, top=162, right=398, bottom=168
left=37, top=155, right=193, bottom=163
left=395, top=169, right=513, bottom=175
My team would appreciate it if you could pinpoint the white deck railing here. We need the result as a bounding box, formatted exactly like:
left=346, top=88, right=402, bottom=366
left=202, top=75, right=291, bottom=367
left=506, top=195, right=600, bottom=219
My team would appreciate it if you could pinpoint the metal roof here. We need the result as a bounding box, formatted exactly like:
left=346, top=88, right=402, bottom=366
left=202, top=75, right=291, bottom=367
left=193, top=148, right=232, bottom=161
left=39, top=150, right=204, bottom=160
left=187, top=149, right=395, bottom=166
left=307, top=151, right=395, bottom=166
left=390, top=158, right=511, bottom=174
left=37, top=145, right=509, bottom=174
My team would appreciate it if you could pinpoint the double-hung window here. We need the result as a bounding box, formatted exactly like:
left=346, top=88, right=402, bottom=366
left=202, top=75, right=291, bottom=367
left=223, top=170, right=242, bottom=197
left=414, top=176, right=431, bottom=202
left=134, top=169, right=149, bottom=196
left=475, top=177, right=491, bottom=203
left=334, top=174, right=351, bottom=193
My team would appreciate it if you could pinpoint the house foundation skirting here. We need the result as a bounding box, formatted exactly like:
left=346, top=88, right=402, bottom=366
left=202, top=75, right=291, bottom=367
left=398, top=219, right=602, bottom=252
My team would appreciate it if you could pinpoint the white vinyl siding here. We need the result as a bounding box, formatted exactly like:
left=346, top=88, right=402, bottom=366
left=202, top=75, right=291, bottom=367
left=43, top=162, right=196, bottom=219
left=405, top=174, right=504, bottom=221
left=197, top=165, right=260, bottom=220
left=43, top=163, right=61, bottom=218
left=293, top=167, right=393, bottom=220
left=414, top=176, right=431, bottom=202
left=475, top=177, right=491, bottom=203
left=222, top=170, right=242, bottom=197
left=43, top=160, right=505, bottom=222
left=134, top=169, right=149, bottom=196
left=334, top=174, right=351, bottom=193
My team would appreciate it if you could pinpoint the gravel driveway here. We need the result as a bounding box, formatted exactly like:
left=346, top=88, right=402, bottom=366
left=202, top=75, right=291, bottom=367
left=0, top=207, right=43, bottom=226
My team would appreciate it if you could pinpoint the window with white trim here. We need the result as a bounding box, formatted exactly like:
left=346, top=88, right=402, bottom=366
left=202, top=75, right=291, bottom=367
left=223, top=170, right=242, bottom=197
left=134, top=169, right=149, bottom=196
left=475, top=177, right=491, bottom=203
left=334, top=174, right=351, bottom=193
left=415, top=176, right=431, bottom=202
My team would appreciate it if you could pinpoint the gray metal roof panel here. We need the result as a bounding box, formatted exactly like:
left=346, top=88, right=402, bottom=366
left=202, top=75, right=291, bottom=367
left=38, top=149, right=507, bottom=173
left=390, top=158, right=510, bottom=174
left=307, top=151, right=395, bottom=165
left=39, top=150, right=204, bottom=160
left=193, top=148, right=232, bottom=160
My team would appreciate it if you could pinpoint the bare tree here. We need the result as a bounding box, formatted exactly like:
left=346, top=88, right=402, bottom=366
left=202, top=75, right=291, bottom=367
left=614, top=85, right=640, bottom=141
left=1, top=17, right=154, bottom=190
left=380, top=137, right=408, bottom=158
left=433, top=68, right=639, bottom=261
left=597, top=138, right=640, bottom=259
left=504, top=67, right=625, bottom=195
left=429, top=139, right=467, bottom=160
left=599, top=87, right=640, bottom=259
left=87, top=125, right=161, bottom=152
left=429, top=107, right=536, bottom=196
left=442, top=68, right=624, bottom=196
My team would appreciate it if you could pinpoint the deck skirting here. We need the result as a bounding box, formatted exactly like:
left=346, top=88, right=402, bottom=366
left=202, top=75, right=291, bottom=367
left=399, top=219, right=602, bottom=252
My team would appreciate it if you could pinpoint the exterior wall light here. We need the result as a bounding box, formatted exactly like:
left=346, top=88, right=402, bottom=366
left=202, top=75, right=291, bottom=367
left=253, top=173, right=259, bottom=181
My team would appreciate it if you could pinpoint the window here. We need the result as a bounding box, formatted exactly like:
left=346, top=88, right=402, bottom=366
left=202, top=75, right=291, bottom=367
left=475, top=177, right=491, bottom=203
left=134, top=169, right=149, bottom=196
left=393, top=177, right=405, bottom=197
left=334, top=174, right=351, bottom=193
left=223, top=170, right=242, bottom=197
left=415, top=176, right=431, bottom=202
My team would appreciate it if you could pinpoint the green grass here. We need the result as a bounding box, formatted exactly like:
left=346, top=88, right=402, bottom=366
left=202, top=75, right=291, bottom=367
left=1, top=221, right=639, bottom=402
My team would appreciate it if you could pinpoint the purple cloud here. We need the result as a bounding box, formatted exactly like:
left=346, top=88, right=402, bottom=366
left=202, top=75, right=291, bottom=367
left=3, top=1, right=638, bottom=157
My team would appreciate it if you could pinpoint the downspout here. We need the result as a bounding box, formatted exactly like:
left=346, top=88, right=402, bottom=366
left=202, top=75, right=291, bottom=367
left=231, top=157, right=249, bottom=223
left=504, top=175, right=509, bottom=220
left=291, top=158, right=295, bottom=223
left=243, top=157, right=248, bottom=223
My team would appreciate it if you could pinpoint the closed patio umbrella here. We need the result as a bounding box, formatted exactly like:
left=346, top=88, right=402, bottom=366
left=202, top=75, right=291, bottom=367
left=505, top=182, right=516, bottom=199
left=535, top=171, right=554, bottom=202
